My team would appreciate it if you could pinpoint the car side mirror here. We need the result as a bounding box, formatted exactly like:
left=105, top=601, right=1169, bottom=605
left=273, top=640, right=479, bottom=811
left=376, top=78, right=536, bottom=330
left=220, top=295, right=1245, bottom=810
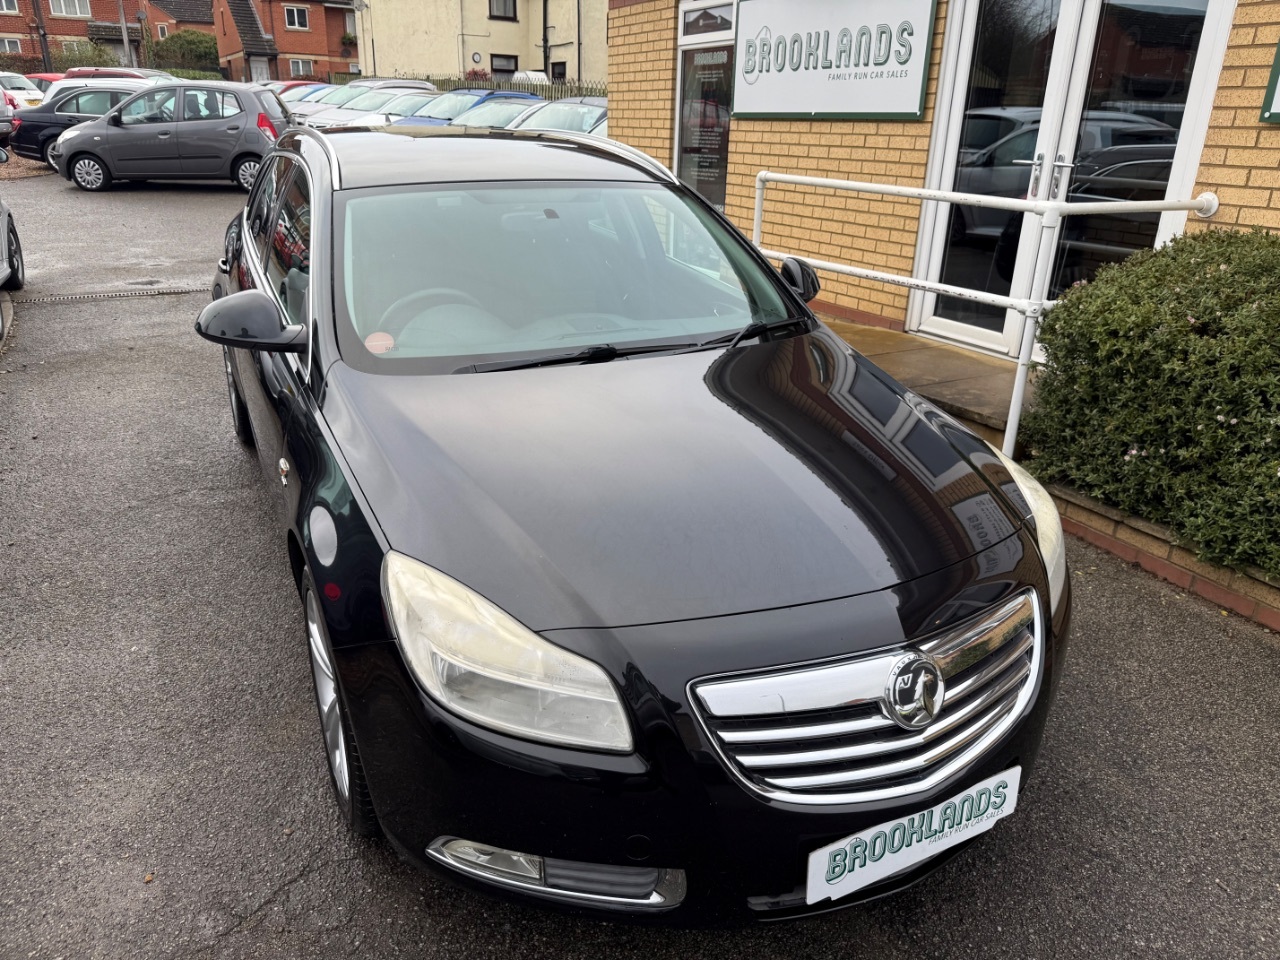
left=107, top=112, right=122, bottom=126
left=194, top=289, right=307, bottom=353
left=780, top=257, right=821, bottom=303
left=0, top=147, right=8, bottom=164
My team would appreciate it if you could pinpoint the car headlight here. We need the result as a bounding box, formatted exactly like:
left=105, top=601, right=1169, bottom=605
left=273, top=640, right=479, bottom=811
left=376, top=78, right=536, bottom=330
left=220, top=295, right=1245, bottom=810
left=56, top=127, right=82, bottom=145
left=993, top=449, right=1067, bottom=616
left=382, top=551, right=633, bottom=753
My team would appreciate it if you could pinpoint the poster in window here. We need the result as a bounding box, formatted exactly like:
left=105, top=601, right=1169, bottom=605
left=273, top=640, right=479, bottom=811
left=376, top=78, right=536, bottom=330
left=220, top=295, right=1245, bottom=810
left=677, top=45, right=734, bottom=212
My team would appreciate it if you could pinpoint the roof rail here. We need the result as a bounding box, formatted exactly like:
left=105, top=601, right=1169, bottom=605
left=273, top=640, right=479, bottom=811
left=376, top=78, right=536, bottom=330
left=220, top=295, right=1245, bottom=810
left=534, top=130, right=678, bottom=184
left=287, top=124, right=342, bottom=189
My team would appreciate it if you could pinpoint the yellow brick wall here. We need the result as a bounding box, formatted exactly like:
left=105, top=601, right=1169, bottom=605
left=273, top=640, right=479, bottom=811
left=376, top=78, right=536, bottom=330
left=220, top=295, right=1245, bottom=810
left=1192, top=1, right=1280, bottom=229
left=607, top=0, right=678, bottom=168
left=609, top=0, right=948, bottom=327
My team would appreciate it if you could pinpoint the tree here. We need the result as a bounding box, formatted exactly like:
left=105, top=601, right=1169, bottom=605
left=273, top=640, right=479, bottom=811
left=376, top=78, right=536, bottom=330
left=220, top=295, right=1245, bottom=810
left=153, top=29, right=219, bottom=70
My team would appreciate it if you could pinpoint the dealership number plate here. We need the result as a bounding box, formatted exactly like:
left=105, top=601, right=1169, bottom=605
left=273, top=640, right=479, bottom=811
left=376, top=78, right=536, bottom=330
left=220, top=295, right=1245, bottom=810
left=806, top=767, right=1022, bottom=904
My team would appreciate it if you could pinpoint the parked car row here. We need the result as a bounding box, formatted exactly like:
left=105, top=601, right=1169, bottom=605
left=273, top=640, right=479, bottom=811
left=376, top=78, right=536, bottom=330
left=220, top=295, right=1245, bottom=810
left=15, top=71, right=607, bottom=194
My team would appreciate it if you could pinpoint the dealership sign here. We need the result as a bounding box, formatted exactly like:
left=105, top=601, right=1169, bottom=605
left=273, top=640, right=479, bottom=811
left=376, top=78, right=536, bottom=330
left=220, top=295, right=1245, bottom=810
left=733, top=0, right=937, bottom=119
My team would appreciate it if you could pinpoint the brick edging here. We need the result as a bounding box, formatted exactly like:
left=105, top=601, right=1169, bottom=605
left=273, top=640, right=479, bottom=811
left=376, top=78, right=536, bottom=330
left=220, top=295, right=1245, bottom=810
left=1049, top=485, right=1280, bottom=632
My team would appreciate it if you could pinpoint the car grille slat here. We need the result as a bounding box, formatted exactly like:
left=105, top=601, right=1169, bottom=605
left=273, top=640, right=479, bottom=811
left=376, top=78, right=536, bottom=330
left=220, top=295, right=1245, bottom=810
left=689, top=589, right=1043, bottom=805
left=734, top=659, right=1030, bottom=769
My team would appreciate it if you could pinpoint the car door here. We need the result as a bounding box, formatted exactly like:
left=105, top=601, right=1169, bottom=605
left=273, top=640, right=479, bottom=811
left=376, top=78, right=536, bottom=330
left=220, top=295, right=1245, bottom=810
left=177, top=88, right=245, bottom=176
left=232, top=159, right=312, bottom=515
left=105, top=88, right=180, bottom=176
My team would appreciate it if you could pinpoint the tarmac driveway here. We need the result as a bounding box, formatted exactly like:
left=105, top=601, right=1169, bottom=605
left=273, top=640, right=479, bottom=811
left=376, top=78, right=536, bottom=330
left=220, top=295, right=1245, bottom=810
left=0, top=173, right=1276, bottom=959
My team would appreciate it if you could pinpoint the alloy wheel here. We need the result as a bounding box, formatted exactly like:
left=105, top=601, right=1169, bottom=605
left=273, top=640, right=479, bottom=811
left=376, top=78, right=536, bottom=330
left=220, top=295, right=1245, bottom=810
left=236, top=159, right=260, bottom=192
left=8, top=228, right=21, bottom=285
left=73, top=158, right=103, bottom=191
left=306, top=589, right=350, bottom=804
left=224, top=348, right=242, bottom=422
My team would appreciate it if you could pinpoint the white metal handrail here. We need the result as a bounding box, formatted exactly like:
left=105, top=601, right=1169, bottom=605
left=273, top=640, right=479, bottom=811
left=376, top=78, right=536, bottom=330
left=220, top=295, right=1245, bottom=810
left=752, top=171, right=1219, bottom=455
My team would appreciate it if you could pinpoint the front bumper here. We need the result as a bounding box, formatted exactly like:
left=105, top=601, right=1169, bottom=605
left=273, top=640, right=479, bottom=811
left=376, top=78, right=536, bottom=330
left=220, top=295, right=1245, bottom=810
left=333, top=581, right=1071, bottom=925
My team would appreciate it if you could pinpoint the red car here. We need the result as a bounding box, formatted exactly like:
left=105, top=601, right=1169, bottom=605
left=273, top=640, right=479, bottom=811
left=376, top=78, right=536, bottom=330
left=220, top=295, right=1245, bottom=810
left=25, top=73, right=63, bottom=94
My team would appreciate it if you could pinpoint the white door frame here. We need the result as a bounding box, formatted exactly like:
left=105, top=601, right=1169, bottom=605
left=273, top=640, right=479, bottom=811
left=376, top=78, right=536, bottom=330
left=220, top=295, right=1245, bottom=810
left=909, top=0, right=1236, bottom=358
left=672, top=1, right=737, bottom=174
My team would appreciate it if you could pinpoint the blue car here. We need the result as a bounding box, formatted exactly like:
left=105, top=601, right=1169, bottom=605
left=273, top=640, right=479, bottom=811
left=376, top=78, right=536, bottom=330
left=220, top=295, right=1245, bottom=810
left=392, top=88, right=541, bottom=127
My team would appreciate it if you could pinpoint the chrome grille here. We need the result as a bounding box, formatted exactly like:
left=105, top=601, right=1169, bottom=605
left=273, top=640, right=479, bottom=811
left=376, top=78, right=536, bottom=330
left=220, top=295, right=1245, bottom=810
left=689, top=591, right=1042, bottom=805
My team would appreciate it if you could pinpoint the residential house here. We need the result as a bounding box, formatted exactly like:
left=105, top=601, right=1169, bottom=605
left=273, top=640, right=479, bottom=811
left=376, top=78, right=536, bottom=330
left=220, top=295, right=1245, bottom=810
left=354, top=0, right=607, bottom=82
left=0, top=0, right=146, bottom=64
left=213, top=0, right=359, bottom=82
left=141, top=0, right=214, bottom=42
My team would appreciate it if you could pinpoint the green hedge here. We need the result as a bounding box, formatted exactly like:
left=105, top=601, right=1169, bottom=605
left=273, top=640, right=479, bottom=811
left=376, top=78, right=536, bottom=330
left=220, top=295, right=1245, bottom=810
left=162, top=68, right=224, bottom=80
left=1024, top=228, right=1280, bottom=577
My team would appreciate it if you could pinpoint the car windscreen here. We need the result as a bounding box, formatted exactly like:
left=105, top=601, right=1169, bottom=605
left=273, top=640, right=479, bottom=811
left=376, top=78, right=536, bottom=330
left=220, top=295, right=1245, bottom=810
left=318, top=86, right=367, bottom=106
left=0, top=76, right=37, bottom=91
left=381, top=93, right=437, bottom=116
left=298, top=85, right=335, bottom=101
left=281, top=84, right=323, bottom=102
left=334, top=181, right=794, bottom=375
left=342, top=90, right=402, bottom=112
left=448, top=99, right=537, bottom=128
left=413, top=92, right=481, bottom=120
left=513, top=102, right=605, bottom=133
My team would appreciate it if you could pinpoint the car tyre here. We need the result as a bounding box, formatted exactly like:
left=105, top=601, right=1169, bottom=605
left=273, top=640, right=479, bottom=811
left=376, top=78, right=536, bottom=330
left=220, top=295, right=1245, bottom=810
left=1, top=219, right=23, bottom=292
left=232, top=155, right=260, bottom=193
left=303, top=576, right=380, bottom=839
left=222, top=346, right=254, bottom=446
left=41, top=139, right=56, bottom=169
left=70, top=154, right=111, bottom=192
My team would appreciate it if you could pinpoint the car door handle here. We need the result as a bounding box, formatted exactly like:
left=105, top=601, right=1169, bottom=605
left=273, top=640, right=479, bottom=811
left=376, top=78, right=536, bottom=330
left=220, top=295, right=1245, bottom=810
left=225, top=125, right=242, bottom=132
left=157, top=131, right=172, bottom=138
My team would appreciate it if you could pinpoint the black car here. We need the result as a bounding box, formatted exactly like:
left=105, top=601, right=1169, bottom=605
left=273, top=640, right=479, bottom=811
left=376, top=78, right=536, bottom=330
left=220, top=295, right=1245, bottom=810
left=11, top=84, right=136, bottom=167
left=195, top=126, right=1071, bottom=923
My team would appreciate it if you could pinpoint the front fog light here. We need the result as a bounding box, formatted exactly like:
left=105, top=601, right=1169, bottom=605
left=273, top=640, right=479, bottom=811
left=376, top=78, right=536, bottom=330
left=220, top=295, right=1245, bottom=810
left=428, top=837, right=686, bottom=909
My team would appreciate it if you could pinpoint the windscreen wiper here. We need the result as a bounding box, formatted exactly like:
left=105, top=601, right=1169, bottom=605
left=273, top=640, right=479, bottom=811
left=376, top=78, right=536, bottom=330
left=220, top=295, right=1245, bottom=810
left=677, top=317, right=808, bottom=355
left=467, top=341, right=703, bottom=374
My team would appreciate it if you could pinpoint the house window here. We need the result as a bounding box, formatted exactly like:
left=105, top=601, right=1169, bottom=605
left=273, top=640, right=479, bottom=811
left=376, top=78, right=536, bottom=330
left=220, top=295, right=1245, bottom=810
left=0, top=0, right=17, bottom=14
left=345, top=11, right=355, bottom=32
left=61, top=39, right=91, bottom=53
left=491, top=54, right=517, bottom=78
left=284, top=5, right=309, bottom=30
left=157, top=23, right=168, bottom=39
left=489, top=0, right=516, bottom=21
left=348, top=62, right=360, bottom=73
left=289, top=58, right=314, bottom=77
left=0, top=38, right=20, bottom=53
left=551, top=61, right=566, bottom=81
left=50, top=0, right=92, bottom=16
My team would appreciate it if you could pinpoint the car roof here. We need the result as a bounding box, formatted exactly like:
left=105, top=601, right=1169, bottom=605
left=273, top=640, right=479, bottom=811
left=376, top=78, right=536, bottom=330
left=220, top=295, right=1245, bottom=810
left=290, top=126, right=672, bottom=190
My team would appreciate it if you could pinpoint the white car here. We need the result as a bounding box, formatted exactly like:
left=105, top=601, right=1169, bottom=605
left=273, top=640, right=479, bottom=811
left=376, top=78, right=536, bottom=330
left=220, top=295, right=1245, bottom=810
left=312, top=91, right=440, bottom=129
left=0, top=73, right=44, bottom=109
left=42, top=76, right=155, bottom=105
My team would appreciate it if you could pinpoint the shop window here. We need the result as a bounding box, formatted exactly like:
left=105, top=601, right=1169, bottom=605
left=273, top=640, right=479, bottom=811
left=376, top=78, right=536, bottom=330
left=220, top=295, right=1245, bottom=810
left=285, top=5, right=309, bottom=30
left=489, top=0, right=516, bottom=21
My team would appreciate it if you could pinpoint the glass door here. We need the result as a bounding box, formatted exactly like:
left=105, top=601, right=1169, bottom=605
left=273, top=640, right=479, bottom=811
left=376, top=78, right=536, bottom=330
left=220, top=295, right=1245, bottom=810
left=917, top=0, right=1213, bottom=356
left=675, top=1, right=735, bottom=212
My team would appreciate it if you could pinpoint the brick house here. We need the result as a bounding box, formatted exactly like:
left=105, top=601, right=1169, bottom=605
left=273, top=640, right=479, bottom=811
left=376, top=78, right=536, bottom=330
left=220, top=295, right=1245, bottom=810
left=141, top=0, right=214, bottom=43
left=0, top=0, right=145, bottom=64
left=213, top=0, right=358, bottom=82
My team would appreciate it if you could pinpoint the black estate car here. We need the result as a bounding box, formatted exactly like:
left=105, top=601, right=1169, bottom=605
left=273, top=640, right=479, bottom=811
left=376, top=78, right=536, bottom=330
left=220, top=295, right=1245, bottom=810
left=195, top=126, right=1071, bottom=923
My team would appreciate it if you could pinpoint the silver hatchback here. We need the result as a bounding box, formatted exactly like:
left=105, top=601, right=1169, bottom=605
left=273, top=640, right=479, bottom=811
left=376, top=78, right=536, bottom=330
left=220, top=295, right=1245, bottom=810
left=52, top=81, right=287, bottom=192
